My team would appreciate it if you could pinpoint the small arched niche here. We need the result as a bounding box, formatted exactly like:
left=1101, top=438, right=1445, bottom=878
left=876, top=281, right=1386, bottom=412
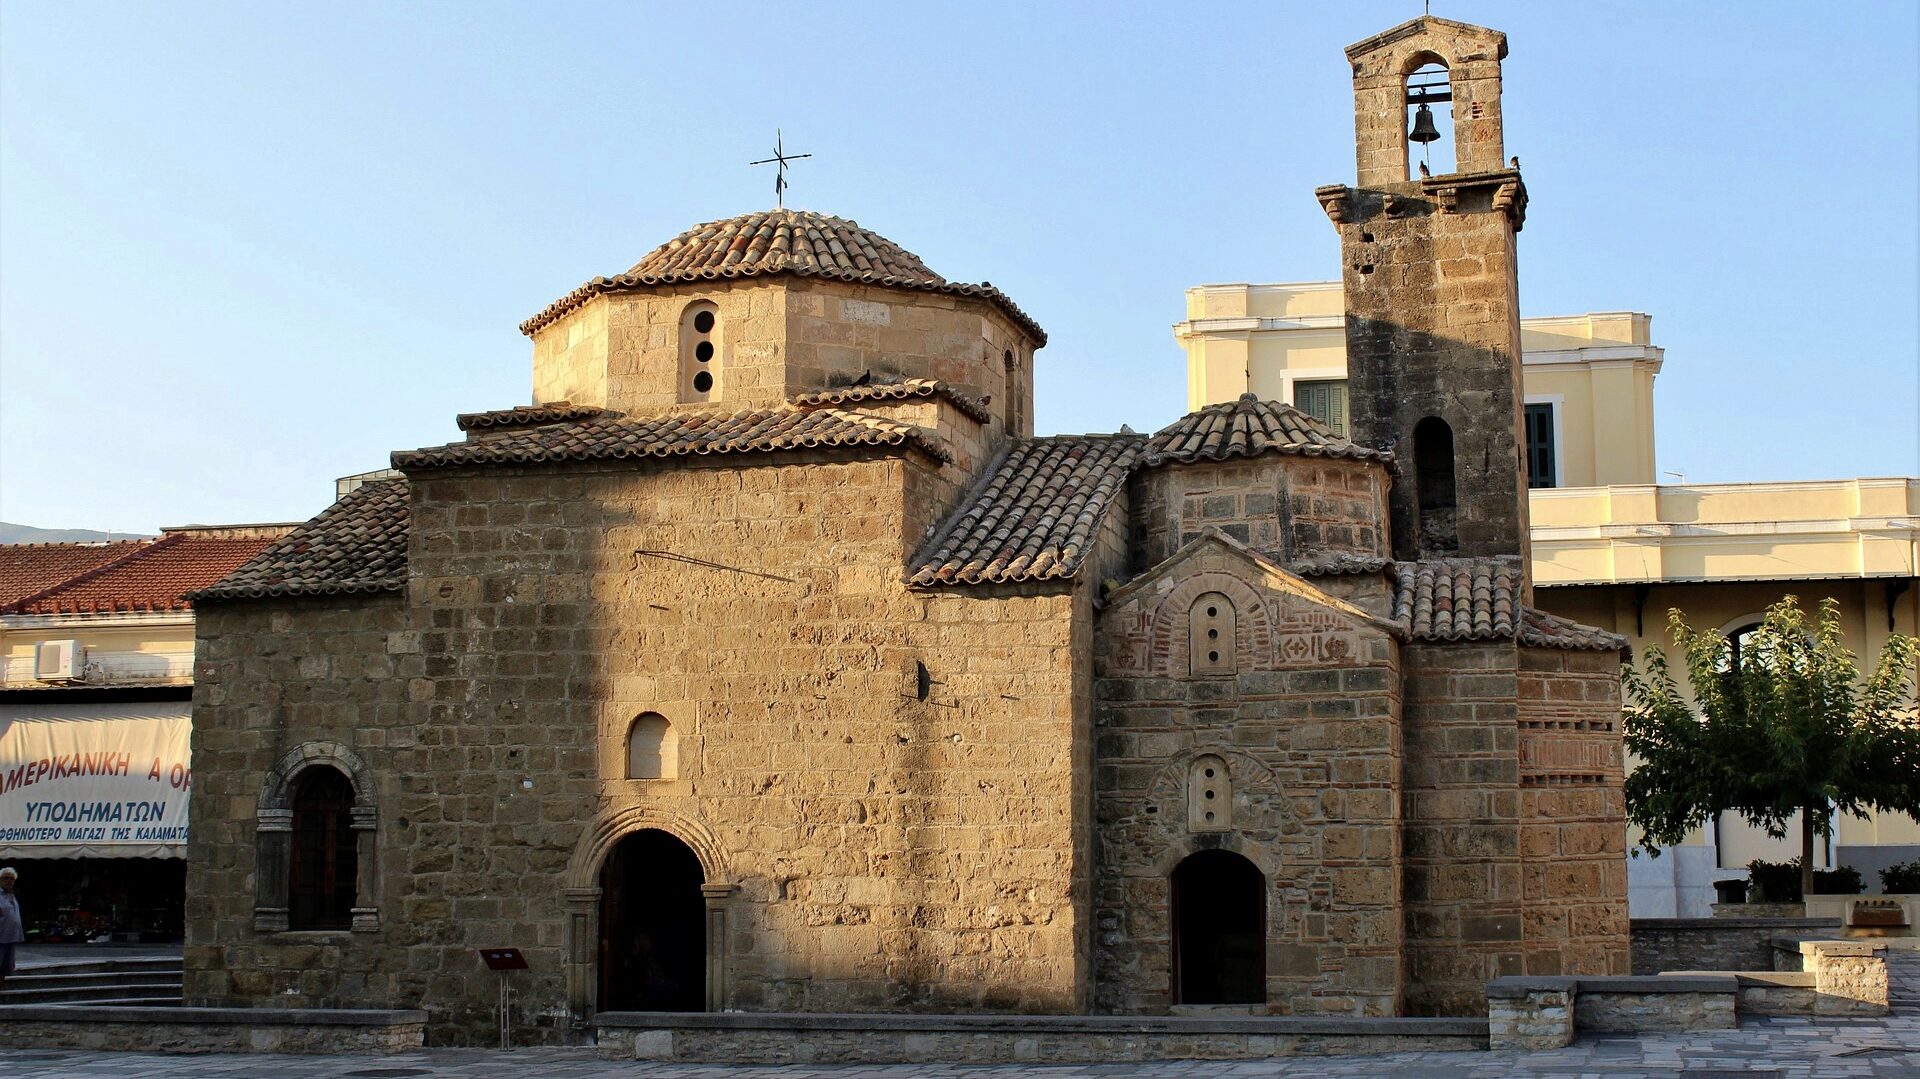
left=1187, top=754, right=1231, bottom=833
left=627, top=712, right=678, bottom=780
left=1404, top=56, right=1455, bottom=178
left=1413, top=416, right=1458, bottom=555
left=1189, top=592, right=1237, bottom=676
left=678, top=301, right=720, bottom=404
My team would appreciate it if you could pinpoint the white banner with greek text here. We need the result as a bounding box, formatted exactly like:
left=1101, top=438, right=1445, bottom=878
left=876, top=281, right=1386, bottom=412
left=0, top=701, right=191, bottom=859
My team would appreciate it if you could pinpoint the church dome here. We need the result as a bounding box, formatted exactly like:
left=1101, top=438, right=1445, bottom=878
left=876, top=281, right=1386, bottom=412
left=521, top=208, right=1045, bottom=343
left=627, top=209, right=946, bottom=286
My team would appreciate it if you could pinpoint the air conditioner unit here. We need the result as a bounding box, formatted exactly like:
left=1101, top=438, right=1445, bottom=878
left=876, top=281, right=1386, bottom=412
left=34, top=639, right=85, bottom=683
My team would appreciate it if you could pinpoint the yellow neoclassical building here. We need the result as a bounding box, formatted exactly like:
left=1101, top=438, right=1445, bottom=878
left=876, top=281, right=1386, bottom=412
left=1176, top=281, right=1920, bottom=916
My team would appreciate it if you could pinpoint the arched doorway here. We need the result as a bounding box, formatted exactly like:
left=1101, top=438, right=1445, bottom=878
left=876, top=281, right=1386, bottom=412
left=1170, top=849, right=1266, bottom=1005
left=599, top=829, right=706, bottom=1012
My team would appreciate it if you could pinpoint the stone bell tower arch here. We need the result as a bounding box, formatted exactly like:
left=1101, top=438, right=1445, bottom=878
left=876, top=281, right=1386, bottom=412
left=1315, top=16, right=1531, bottom=573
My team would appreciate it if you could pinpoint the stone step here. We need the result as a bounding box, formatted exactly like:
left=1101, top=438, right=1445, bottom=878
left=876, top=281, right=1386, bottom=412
left=14, top=957, right=183, bottom=978
left=1, top=981, right=184, bottom=1005
left=5, top=969, right=183, bottom=992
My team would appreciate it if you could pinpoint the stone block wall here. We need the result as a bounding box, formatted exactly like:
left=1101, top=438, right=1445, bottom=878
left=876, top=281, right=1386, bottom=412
left=529, top=280, right=1036, bottom=438
left=1399, top=641, right=1523, bottom=1014
left=1094, top=547, right=1404, bottom=1016
left=1127, top=457, right=1390, bottom=573
left=1516, top=647, right=1630, bottom=979
left=1628, top=917, right=1839, bottom=975
left=191, top=449, right=1099, bottom=1044
left=186, top=594, right=414, bottom=1012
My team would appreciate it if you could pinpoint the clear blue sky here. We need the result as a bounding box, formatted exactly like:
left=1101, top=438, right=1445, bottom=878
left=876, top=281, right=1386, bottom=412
left=2, top=1, right=1915, bottom=533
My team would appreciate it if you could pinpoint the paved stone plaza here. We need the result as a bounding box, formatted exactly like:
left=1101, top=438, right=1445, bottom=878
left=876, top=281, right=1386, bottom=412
left=11, top=1012, right=1919, bottom=1079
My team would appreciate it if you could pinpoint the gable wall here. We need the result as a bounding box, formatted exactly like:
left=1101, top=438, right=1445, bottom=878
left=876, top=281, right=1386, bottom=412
left=1093, top=549, right=1404, bottom=1016
left=1129, top=458, right=1391, bottom=574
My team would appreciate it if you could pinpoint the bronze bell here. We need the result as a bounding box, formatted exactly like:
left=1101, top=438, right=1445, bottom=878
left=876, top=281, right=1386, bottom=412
left=1408, top=103, right=1442, bottom=144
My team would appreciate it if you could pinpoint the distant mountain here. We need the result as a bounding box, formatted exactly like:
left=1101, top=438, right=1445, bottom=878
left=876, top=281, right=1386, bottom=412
left=0, top=521, right=154, bottom=544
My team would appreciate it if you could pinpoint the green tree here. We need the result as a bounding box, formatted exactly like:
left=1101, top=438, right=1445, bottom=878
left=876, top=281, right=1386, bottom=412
left=1623, top=596, right=1920, bottom=901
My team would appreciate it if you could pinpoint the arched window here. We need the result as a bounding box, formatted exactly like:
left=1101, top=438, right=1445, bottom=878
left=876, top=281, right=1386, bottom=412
left=1187, top=754, right=1231, bottom=833
left=679, top=301, right=720, bottom=404
left=288, top=765, right=357, bottom=931
left=1413, top=416, right=1458, bottom=555
left=1171, top=849, right=1265, bottom=1005
left=1404, top=58, right=1454, bottom=178
left=1189, top=592, right=1237, bottom=676
left=627, top=712, right=677, bottom=780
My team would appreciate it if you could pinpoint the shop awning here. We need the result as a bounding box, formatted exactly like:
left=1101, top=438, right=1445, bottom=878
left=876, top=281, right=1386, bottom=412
left=0, top=700, right=190, bottom=859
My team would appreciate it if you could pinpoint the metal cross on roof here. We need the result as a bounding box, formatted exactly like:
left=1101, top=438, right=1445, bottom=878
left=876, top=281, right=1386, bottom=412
left=749, top=130, right=812, bottom=208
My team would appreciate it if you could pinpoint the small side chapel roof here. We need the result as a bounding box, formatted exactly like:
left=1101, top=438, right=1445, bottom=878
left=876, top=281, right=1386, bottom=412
left=1141, top=394, right=1391, bottom=467
left=193, top=479, right=410, bottom=601
left=792, top=378, right=994, bottom=425
left=519, top=208, right=1047, bottom=345
left=1391, top=556, right=1627, bottom=652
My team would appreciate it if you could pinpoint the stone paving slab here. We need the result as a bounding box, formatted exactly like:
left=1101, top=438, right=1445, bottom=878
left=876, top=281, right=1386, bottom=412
left=7, top=1014, right=1919, bottom=1079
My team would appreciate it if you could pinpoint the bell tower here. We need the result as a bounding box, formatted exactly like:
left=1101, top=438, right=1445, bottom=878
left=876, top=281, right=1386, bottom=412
left=1315, top=16, right=1530, bottom=569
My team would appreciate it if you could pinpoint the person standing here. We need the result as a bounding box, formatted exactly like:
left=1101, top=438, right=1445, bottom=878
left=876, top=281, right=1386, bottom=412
left=0, top=867, right=21, bottom=993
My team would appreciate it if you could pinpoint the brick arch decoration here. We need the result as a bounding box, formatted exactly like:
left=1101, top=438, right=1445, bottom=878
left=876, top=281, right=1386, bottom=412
left=562, top=805, right=736, bottom=1021
left=1145, top=571, right=1276, bottom=678
left=1143, top=748, right=1299, bottom=878
left=253, top=741, right=380, bottom=934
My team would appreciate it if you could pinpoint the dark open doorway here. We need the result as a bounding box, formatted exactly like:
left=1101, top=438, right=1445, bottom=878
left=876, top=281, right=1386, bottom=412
left=1170, top=849, right=1266, bottom=1005
left=598, top=829, right=705, bottom=1012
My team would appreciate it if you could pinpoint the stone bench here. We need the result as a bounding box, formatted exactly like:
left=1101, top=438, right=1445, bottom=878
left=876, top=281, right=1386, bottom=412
left=595, top=1010, right=1489, bottom=1064
left=1488, top=975, right=1736, bottom=1050
left=0, top=1005, right=428, bottom=1054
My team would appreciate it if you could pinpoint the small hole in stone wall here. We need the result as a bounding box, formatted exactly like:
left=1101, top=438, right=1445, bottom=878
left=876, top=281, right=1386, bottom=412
left=1204, top=811, right=1215, bottom=822
left=1208, top=651, right=1220, bottom=663
left=1204, top=790, right=1215, bottom=799
left=1146, top=805, right=1159, bottom=815
left=695, top=341, right=714, bottom=362
left=1360, top=264, right=1375, bottom=275
left=1208, top=629, right=1218, bottom=639
left=1204, top=768, right=1215, bottom=779
left=693, top=310, right=715, bottom=333
left=1207, top=607, right=1218, bottom=617
left=1362, top=232, right=1375, bottom=243
left=693, top=371, right=714, bottom=393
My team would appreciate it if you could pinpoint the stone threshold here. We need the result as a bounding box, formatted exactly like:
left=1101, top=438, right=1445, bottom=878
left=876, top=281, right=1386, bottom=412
left=597, top=1010, right=1489, bottom=1036
left=594, top=1010, right=1490, bottom=1064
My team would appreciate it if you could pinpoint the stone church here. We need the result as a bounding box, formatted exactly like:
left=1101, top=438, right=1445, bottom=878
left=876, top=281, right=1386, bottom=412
left=186, top=15, right=1631, bottom=1043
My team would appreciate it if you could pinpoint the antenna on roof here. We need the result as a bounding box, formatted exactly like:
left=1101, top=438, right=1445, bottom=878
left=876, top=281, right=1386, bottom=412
left=749, top=130, right=812, bottom=209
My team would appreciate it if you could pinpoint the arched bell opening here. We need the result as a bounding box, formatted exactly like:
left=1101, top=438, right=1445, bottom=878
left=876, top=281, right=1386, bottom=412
left=1413, top=415, right=1459, bottom=556
left=1404, top=58, right=1455, bottom=178
left=1170, top=848, right=1266, bottom=1005
left=598, top=828, right=706, bottom=1012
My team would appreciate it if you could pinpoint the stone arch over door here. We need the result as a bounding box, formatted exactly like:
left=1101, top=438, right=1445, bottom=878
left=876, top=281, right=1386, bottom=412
left=1145, top=572, right=1274, bottom=677
left=563, top=806, right=734, bottom=1023
left=254, top=741, right=380, bottom=933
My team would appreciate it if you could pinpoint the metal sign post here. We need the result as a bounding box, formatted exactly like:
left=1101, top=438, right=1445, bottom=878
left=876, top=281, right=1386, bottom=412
left=477, top=948, right=528, bottom=1049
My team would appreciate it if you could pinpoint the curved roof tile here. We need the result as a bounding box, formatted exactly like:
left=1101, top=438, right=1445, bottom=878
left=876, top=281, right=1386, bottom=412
left=194, top=480, right=410, bottom=601
left=908, top=435, right=1144, bottom=587
left=792, top=378, right=993, bottom=425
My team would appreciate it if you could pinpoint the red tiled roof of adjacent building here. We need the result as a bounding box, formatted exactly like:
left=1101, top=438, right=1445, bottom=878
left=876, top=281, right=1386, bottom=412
left=0, top=541, right=149, bottom=609
left=1, top=529, right=290, bottom=615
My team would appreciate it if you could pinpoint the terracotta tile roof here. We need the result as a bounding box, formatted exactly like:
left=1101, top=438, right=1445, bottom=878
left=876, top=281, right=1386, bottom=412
left=1392, top=556, right=1523, bottom=642
left=519, top=209, right=1047, bottom=345
left=9, top=534, right=284, bottom=614
left=194, top=480, right=410, bottom=601
left=456, top=401, right=608, bottom=433
left=792, top=378, right=993, bottom=424
left=1519, top=606, right=1630, bottom=652
left=1141, top=394, right=1391, bottom=467
left=394, top=405, right=950, bottom=471
left=908, top=435, right=1144, bottom=587
left=0, top=541, right=148, bottom=609
left=1389, top=556, right=1624, bottom=651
